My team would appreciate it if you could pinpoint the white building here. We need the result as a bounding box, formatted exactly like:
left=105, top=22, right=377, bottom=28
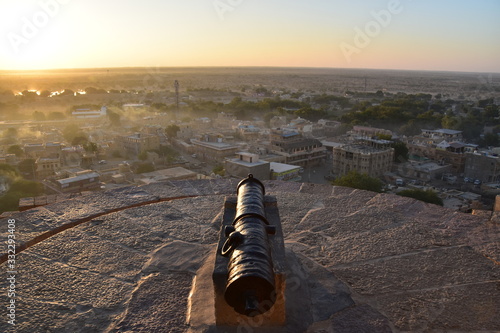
left=72, top=106, right=107, bottom=119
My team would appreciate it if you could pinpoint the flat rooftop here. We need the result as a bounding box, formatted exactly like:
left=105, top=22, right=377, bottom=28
left=270, top=162, right=300, bottom=173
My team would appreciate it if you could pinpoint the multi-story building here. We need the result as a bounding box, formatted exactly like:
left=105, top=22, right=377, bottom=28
left=407, top=129, right=475, bottom=174
left=35, top=157, right=61, bottom=180
left=117, top=133, right=160, bottom=158
left=191, top=134, right=239, bottom=162
left=332, top=138, right=394, bottom=178
left=434, top=141, right=476, bottom=174
left=269, top=129, right=326, bottom=167
left=24, top=142, right=62, bottom=159
left=464, top=152, right=500, bottom=183
left=236, top=124, right=261, bottom=142
left=420, top=129, right=463, bottom=143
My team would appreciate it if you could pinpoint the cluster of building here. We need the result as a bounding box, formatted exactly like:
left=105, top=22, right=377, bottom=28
left=2, top=102, right=500, bottom=214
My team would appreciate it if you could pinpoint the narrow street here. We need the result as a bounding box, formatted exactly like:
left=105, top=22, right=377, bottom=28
left=300, top=159, right=333, bottom=185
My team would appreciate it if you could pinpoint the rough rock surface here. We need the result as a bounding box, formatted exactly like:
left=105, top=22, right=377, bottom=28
left=0, top=179, right=499, bottom=332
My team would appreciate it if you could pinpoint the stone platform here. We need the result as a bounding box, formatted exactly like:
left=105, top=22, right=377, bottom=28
left=0, top=179, right=499, bottom=332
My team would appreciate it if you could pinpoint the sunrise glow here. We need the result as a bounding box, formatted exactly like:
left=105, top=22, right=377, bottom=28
left=0, top=0, right=499, bottom=72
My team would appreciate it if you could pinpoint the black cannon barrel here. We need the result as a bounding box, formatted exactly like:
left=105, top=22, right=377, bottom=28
left=222, top=174, right=276, bottom=316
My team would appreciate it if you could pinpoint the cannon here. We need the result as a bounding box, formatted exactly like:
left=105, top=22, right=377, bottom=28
left=220, top=174, right=277, bottom=316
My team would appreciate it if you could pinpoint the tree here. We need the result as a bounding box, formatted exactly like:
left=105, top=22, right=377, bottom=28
left=59, top=89, right=75, bottom=97
left=32, top=111, right=46, bottom=121
left=38, top=90, right=51, bottom=97
left=481, top=133, right=499, bottom=147
left=0, top=163, right=18, bottom=174
left=85, top=87, right=108, bottom=95
left=333, top=170, right=383, bottom=193
left=484, top=104, right=499, bottom=120
left=212, top=165, right=225, bottom=177
left=392, top=142, right=409, bottom=163
left=165, top=124, right=180, bottom=139
left=72, top=136, right=88, bottom=146
left=21, top=90, right=37, bottom=100
left=293, top=107, right=327, bottom=122
left=63, top=124, right=85, bottom=143
left=377, top=133, right=392, bottom=140
left=17, top=159, right=36, bottom=178
left=7, top=145, right=23, bottom=157
left=399, top=119, right=420, bottom=136
left=398, top=189, right=443, bottom=206
left=0, top=179, right=44, bottom=213
left=157, top=145, right=179, bottom=162
left=441, top=114, right=458, bottom=129
left=83, top=141, right=98, bottom=153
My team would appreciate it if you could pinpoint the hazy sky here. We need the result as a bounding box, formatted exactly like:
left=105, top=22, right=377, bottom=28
left=1, top=0, right=499, bottom=72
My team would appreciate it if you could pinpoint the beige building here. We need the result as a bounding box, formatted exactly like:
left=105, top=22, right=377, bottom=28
left=269, top=129, right=326, bottom=167
left=35, top=157, right=61, bottom=180
left=117, top=133, right=160, bottom=158
left=225, top=152, right=270, bottom=180
left=191, top=137, right=239, bottom=162
left=333, top=139, right=394, bottom=178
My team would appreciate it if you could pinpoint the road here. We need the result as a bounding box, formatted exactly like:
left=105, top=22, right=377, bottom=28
left=300, top=159, right=333, bottom=185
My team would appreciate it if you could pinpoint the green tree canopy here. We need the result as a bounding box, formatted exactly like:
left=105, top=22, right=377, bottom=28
left=481, top=132, right=499, bottom=147
left=165, top=124, right=180, bottom=139
left=16, top=159, right=35, bottom=178
left=83, top=141, right=98, bottom=153
left=397, top=189, right=443, bottom=206
left=333, top=170, right=383, bottom=193
left=212, top=165, right=225, bottom=177
left=392, top=142, right=409, bottom=163
left=7, top=145, right=24, bottom=157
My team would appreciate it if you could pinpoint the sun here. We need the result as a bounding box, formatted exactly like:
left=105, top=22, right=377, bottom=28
left=0, top=1, right=73, bottom=70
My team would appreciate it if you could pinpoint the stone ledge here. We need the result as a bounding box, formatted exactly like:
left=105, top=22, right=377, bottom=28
left=0, top=180, right=498, bottom=332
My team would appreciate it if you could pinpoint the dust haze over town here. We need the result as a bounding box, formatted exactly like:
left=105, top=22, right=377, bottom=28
left=0, top=1, right=499, bottom=213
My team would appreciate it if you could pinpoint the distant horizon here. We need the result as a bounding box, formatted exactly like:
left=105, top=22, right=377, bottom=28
left=1, top=65, right=499, bottom=76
